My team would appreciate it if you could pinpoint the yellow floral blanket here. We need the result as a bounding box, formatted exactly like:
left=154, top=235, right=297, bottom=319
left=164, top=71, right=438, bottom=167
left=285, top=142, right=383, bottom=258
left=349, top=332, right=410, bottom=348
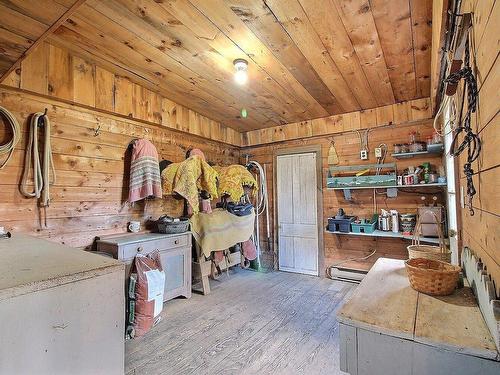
left=161, top=155, right=218, bottom=213
left=214, top=165, right=257, bottom=202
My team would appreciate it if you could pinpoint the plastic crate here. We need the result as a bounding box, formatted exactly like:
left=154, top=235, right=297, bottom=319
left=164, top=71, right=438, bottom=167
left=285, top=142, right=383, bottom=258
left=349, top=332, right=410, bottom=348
left=327, top=216, right=355, bottom=233
left=351, top=215, right=378, bottom=234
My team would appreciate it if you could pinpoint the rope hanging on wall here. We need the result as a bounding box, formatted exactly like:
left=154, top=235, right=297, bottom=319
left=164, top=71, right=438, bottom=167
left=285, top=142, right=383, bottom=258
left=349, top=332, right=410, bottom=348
left=20, top=112, right=56, bottom=207
left=0, top=106, right=21, bottom=169
left=444, top=33, right=481, bottom=216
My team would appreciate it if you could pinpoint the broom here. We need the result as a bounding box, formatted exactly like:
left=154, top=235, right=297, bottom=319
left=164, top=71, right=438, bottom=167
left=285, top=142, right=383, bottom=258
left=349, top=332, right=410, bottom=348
left=328, top=140, right=339, bottom=165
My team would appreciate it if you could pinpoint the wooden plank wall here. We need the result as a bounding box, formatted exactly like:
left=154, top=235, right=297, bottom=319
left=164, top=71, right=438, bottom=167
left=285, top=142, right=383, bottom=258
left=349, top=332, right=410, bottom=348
left=0, top=91, right=239, bottom=249
left=457, top=0, right=499, bottom=294
left=1, top=42, right=241, bottom=146
left=242, top=119, right=445, bottom=272
left=241, top=97, right=432, bottom=146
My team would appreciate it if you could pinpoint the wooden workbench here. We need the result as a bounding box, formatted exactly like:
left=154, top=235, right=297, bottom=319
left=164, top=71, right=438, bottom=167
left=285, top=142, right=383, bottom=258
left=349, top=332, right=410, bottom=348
left=337, top=258, right=500, bottom=375
left=0, top=234, right=125, bottom=375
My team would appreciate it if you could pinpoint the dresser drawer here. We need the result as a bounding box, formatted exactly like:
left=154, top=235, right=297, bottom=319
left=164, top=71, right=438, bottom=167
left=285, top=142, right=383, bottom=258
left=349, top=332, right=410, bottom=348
left=120, top=235, right=189, bottom=261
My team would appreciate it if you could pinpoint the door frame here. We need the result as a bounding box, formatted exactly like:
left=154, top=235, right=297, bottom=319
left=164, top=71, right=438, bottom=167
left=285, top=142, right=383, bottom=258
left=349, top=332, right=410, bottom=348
left=273, top=145, right=324, bottom=276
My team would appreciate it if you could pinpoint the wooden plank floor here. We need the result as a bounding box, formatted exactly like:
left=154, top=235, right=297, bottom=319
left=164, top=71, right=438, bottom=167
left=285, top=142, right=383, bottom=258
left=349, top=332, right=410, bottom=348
left=126, top=269, right=355, bottom=375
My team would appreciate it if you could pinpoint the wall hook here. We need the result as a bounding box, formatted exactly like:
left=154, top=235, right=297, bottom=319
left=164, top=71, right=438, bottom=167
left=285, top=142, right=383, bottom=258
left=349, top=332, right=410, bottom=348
left=93, top=125, right=101, bottom=137
left=37, top=108, right=48, bottom=128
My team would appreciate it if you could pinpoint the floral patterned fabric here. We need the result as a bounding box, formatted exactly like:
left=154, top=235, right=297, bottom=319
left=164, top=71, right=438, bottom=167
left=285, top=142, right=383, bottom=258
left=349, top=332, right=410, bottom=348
left=161, top=155, right=218, bottom=213
left=214, top=165, right=257, bottom=202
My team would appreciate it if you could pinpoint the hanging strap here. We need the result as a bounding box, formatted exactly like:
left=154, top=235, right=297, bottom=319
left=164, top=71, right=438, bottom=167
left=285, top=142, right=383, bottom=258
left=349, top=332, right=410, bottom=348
left=445, top=32, right=481, bottom=216
left=20, top=113, right=56, bottom=207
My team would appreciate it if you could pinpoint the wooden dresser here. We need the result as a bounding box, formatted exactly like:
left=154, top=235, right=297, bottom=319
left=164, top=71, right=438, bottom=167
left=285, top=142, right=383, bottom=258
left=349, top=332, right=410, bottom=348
left=337, top=258, right=500, bottom=375
left=97, top=232, right=192, bottom=301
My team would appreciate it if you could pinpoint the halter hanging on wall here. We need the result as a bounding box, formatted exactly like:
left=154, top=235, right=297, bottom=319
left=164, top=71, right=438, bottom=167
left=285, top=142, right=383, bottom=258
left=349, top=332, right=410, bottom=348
left=442, top=13, right=481, bottom=216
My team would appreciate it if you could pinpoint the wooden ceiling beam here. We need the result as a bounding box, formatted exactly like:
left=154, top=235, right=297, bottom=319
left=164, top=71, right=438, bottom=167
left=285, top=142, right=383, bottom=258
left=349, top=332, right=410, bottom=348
left=0, top=0, right=88, bottom=82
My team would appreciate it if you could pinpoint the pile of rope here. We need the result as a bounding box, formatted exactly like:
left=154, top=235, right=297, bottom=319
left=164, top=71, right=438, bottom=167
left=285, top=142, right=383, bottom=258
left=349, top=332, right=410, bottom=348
left=0, top=106, right=21, bottom=169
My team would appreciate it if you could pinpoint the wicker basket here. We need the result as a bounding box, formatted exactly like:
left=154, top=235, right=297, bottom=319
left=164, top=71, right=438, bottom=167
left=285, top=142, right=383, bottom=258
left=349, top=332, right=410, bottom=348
left=157, top=218, right=190, bottom=234
left=407, top=211, right=451, bottom=262
left=405, top=258, right=461, bottom=296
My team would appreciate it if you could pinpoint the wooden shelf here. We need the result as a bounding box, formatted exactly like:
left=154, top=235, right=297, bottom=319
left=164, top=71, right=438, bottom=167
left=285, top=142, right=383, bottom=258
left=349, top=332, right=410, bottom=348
left=326, top=182, right=447, bottom=190
left=325, top=229, right=441, bottom=244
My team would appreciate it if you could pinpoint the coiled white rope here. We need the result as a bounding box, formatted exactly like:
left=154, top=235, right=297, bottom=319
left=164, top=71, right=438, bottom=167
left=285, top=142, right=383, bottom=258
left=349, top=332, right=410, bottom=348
left=247, top=161, right=270, bottom=269
left=0, top=106, right=21, bottom=169
left=20, top=112, right=55, bottom=207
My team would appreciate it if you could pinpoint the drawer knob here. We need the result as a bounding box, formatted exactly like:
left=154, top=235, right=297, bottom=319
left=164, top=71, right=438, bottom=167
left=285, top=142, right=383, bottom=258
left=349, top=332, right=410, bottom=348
left=174, top=240, right=179, bottom=245
left=137, top=246, right=143, bottom=253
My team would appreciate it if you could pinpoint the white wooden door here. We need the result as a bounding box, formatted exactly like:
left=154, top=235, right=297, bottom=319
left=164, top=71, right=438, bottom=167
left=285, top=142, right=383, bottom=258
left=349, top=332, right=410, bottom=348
left=277, top=152, right=319, bottom=275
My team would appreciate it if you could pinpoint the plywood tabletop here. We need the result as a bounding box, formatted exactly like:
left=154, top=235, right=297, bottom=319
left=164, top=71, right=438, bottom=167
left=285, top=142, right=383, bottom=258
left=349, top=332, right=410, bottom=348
left=336, top=258, right=418, bottom=339
left=337, top=257, right=499, bottom=361
left=0, top=233, right=123, bottom=301
left=415, top=284, right=499, bottom=360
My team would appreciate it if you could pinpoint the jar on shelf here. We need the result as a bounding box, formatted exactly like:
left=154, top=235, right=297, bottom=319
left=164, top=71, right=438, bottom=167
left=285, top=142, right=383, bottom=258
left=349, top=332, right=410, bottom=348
left=432, top=131, right=442, bottom=144
left=409, top=131, right=418, bottom=144
left=426, top=135, right=433, bottom=146
left=400, top=143, right=409, bottom=153
left=393, top=144, right=402, bottom=153
left=409, top=142, right=426, bottom=152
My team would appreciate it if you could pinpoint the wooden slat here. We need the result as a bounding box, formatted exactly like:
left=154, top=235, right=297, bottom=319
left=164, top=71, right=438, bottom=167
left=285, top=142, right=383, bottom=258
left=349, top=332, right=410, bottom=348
left=264, top=0, right=359, bottom=113
left=57, top=8, right=267, bottom=129
left=0, top=3, right=47, bottom=39
left=0, top=0, right=69, bottom=25
left=430, top=0, right=450, bottom=112
left=225, top=0, right=339, bottom=114
left=94, top=66, right=115, bottom=112
left=296, top=0, right=378, bottom=108
left=48, top=44, right=73, bottom=100
left=410, top=0, right=433, bottom=97
left=331, top=0, right=395, bottom=105
left=370, top=0, right=417, bottom=101
left=187, top=0, right=330, bottom=119
left=0, top=0, right=88, bottom=81
left=20, top=42, right=49, bottom=95
left=84, top=0, right=282, bottom=128
left=72, top=55, right=95, bottom=107
left=242, top=98, right=432, bottom=146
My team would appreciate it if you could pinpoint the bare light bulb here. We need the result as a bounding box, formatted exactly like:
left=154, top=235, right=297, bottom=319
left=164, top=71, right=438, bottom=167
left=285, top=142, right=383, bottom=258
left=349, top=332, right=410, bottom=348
left=234, top=69, right=248, bottom=85
left=233, top=59, right=248, bottom=85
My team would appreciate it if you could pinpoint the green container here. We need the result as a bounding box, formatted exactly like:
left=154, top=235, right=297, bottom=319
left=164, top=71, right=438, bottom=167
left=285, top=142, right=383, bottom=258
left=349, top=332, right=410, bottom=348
left=351, top=215, right=378, bottom=234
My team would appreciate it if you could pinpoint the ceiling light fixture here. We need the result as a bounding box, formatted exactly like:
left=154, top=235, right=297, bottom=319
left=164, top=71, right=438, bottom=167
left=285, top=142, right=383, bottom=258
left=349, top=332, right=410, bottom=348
left=233, top=58, right=248, bottom=85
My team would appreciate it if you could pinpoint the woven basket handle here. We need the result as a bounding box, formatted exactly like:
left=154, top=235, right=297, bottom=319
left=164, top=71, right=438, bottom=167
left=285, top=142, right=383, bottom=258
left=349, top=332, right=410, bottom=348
left=412, top=210, right=445, bottom=251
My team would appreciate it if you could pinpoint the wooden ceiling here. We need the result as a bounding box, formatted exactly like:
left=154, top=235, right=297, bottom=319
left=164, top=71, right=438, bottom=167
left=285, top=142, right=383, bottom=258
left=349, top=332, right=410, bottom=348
left=0, top=0, right=433, bottom=132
